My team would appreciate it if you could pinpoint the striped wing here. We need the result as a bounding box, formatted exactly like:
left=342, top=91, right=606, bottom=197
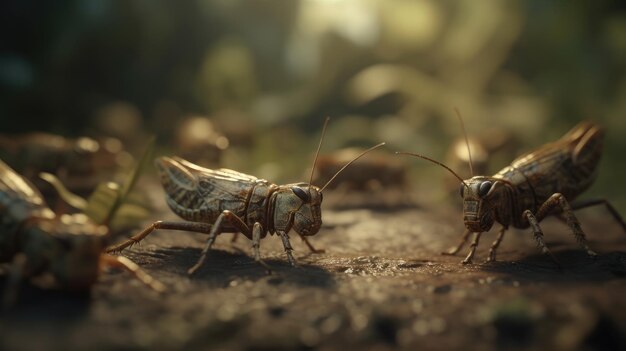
left=173, top=157, right=258, bottom=182
left=172, top=157, right=258, bottom=201
left=510, top=121, right=602, bottom=167
left=505, top=122, right=603, bottom=201
left=157, top=157, right=264, bottom=220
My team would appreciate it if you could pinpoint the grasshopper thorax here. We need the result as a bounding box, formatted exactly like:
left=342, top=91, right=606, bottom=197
left=272, top=183, right=323, bottom=236
left=460, top=176, right=499, bottom=232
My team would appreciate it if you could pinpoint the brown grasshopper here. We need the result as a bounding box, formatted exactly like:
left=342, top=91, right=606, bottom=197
left=0, top=159, right=164, bottom=306
left=398, top=114, right=626, bottom=264
left=107, top=119, right=385, bottom=274
left=0, top=133, right=127, bottom=192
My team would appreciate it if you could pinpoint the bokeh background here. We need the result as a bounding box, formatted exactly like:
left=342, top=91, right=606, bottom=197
left=2, top=0, right=626, bottom=211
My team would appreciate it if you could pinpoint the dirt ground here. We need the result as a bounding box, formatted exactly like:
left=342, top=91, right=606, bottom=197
left=1, top=188, right=626, bottom=351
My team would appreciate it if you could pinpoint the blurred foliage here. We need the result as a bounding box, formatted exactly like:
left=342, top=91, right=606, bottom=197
left=1, top=0, right=626, bottom=213
left=39, top=136, right=154, bottom=230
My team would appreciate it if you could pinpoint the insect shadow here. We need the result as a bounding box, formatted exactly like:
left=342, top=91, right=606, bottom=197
left=145, top=246, right=335, bottom=288
left=478, top=249, right=626, bottom=282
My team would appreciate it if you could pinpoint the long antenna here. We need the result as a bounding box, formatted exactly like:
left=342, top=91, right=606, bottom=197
left=320, top=142, right=386, bottom=192
left=454, top=107, right=474, bottom=176
left=309, top=117, right=330, bottom=185
left=395, top=151, right=469, bottom=187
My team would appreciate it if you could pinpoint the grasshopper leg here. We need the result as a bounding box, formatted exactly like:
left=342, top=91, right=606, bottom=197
left=299, top=234, right=325, bottom=254
left=536, top=193, right=597, bottom=257
left=462, top=232, right=482, bottom=264
left=188, top=210, right=251, bottom=275
left=252, top=223, right=272, bottom=273
left=523, top=209, right=561, bottom=266
left=100, top=254, right=166, bottom=292
left=2, top=254, right=27, bottom=308
left=278, top=231, right=296, bottom=266
left=487, top=226, right=508, bottom=262
left=571, top=198, right=626, bottom=233
left=106, top=221, right=212, bottom=253
left=442, top=229, right=471, bottom=256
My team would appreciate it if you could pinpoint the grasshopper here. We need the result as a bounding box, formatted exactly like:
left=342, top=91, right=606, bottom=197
left=107, top=119, right=385, bottom=274
left=0, top=159, right=164, bottom=306
left=399, top=113, right=626, bottom=264
left=0, top=133, right=126, bottom=192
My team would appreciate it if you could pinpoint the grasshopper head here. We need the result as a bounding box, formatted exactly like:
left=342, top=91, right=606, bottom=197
left=274, top=183, right=323, bottom=236
left=26, top=215, right=107, bottom=290
left=460, top=177, right=499, bottom=232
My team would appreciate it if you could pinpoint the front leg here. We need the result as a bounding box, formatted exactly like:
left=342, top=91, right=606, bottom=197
left=487, top=226, right=508, bottom=262
left=535, top=193, right=597, bottom=257
left=278, top=231, right=296, bottom=266
left=442, top=229, right=471, bottom=256
left=462, top=232, right=482, bottom=264
left=188, top=210, right=251, bottom=275
left=298, top=234, right=325, bottom=254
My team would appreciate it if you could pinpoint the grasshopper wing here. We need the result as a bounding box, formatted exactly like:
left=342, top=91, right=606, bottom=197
left=157, top=157, right=267, bottom=222
left=173, top=157, right=258, bottom=182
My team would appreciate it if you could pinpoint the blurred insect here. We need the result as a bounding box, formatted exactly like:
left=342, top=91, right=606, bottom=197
left=443, top=128, right=519, bottom=194
left=107, top=118, right=385, bottom=274
left=175, top=116, right=229, bottom=168
left=0, top=153, right=163, bottom=306
left=0, top=133, right=130, bottom=192
left=309, top=147, right=410, bottom=210
left=313, top=147, right=407, bottom=192
left=398, top=110, right=626, bottom=264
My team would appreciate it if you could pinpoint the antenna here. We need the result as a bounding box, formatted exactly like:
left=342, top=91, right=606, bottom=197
left=454, top=107, right=474, bottom=176
left=395, top=151, right=469, bottom=188
left=320, top=142, right=386, bottom=192
left=309, top=117, right=330, bottom=186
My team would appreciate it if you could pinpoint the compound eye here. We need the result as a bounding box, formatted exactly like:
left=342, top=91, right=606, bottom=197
left=459, top=184, right=465, bottom=198
left=291, top=186, right=310, bottom=203
left=478, top=181, right=493, bottom=197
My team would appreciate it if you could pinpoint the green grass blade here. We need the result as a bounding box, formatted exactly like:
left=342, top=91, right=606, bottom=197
left=101, top=136, right=155, bottom=226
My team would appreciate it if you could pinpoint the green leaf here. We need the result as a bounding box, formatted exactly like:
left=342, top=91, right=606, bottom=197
left=101, top=136, right=155, bottom=226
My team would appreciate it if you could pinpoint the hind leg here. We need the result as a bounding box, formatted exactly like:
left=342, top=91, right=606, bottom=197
left=188, top=211, right=251, bottom=275
left=106, top=221, right=212, bottom=253
left=535, top=193, right=596, bottom=257
left=571, top=198, right=626, bottom=233
left=523, top=209, right=561, bottom=266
